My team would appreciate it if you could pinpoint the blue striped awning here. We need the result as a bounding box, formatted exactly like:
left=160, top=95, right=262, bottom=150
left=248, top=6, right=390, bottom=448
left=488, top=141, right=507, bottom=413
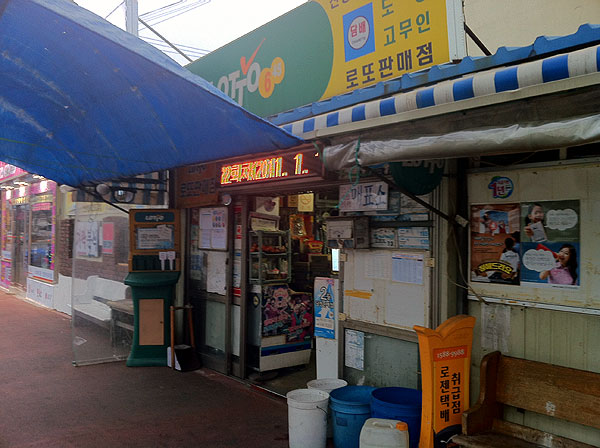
left=282, top=44, right=600, bottom=139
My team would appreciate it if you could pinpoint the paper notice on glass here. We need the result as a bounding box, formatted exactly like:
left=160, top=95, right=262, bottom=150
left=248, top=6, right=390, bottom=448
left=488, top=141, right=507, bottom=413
left=200, top=210, right=213, bottom=230
left=345, top=329, right=364, bottom=371
left=365, top=253, right=390, bottom=280
left=199, top=229, right=211, bottom=249
left=211, top=228, right=227, bottom=250
left=392, top=252, right=424, bottom=284
left=207, top=251, right=227, bottom=294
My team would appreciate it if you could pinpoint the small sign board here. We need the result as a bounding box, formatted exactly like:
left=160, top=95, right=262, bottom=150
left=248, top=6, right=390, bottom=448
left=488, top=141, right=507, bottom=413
left=339, top=181, right=388, bottom=211
left=414, top=316, right=475, bottom=448
left=129, top=209, right=180, bottom=272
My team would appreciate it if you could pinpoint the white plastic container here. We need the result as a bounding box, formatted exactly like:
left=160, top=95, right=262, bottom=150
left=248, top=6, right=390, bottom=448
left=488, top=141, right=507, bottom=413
left=307, top=378, right=348, bottom=394
left=287, top=388, right=329, bottom=448
left=360, top=418, right=409, bottom=448
left=307, top=378, right=348, bottom=438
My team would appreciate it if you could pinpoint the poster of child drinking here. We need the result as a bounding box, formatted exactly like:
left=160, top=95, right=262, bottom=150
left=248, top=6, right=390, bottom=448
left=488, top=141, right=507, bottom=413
left=520, top=200, right=580, bottom=287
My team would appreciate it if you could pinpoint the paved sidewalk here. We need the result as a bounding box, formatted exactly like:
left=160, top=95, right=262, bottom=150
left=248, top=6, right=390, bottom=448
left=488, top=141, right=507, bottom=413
left=0, top=292, right=289, bottom=448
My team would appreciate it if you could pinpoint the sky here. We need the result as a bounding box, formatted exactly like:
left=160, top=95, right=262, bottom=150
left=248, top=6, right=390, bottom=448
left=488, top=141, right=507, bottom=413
left=75, top=0, right=308, bottom=65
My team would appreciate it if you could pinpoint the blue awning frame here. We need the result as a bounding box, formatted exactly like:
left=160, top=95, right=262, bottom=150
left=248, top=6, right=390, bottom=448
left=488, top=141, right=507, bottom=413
left=271, top=23, right=600, bottom=128
left=282, top=43, right=600, bottom=140
left=0, top=0, right=304, bottom=187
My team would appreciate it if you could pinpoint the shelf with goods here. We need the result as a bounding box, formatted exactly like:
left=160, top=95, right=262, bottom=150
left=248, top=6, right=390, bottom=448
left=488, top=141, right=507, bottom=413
left=248, top=230, right=292, bottom=285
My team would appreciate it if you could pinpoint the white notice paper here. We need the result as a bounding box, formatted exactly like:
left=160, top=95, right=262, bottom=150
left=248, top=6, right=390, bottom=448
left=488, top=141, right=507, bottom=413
left=365, top=253, right=390, bottom=280
left=211, top=228, right=227, bottom=250
left=200, top=210, right=213, bottom=230
left=392, top=252, right=424, bottom=285
left=344, top=329, right=364, bottom=371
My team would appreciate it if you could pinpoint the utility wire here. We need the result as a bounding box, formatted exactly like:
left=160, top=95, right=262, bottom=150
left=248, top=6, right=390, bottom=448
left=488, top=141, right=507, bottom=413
left=105, top=1, right=124, bottom=20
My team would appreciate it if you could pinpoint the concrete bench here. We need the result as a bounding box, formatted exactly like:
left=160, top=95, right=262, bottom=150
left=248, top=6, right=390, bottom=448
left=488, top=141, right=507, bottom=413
left=453, top=351, right=600, bottom=448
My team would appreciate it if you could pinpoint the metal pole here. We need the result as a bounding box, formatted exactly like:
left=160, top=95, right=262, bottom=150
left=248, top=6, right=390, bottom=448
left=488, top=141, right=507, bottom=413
left=125, top=0, right=139, bottom=36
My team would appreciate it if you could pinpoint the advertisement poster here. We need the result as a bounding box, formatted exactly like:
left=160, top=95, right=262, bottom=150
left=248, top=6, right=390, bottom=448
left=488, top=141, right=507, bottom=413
left=520, top=200, right=580, bottom=287
left=102, top=222, right=114, bottom=255
left=470, top=204, right=521, bottom=285
left=187, top=0, right=462, bottom=117
left=74, top=221, right=99, bottom=258
left=262, top=285, right=313, bottom=343
left=314, top=277, right=336, bottom=339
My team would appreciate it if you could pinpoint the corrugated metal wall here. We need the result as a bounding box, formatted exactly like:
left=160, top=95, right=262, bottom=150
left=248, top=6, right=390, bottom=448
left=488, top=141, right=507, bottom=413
left=469, top=301, right=600, bottom=444
left=468, top=161, right=600, bottom=444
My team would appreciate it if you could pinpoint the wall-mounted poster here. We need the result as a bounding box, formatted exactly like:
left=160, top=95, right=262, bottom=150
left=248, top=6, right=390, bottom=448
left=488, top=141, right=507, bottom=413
left=470, top=204, right=521, bottom=285
left=74, top=221, right=99, bottom=258
left=520, top=200, right=580, bottom=287
left=314, top=277, right=336, bottom=339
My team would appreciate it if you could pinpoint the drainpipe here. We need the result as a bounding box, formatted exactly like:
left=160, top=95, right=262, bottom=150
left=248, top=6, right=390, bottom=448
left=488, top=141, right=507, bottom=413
left=456, top=158, right=469, bottom=315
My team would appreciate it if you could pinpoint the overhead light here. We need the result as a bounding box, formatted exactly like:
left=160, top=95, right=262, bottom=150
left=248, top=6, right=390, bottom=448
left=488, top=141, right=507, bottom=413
left=14, top=181, right=29, bottom=186
left=96, top=183, right=111, bottom=195
left=112, top=188, right=136, bottom=203
left=59, top=184, right=76, bottom=194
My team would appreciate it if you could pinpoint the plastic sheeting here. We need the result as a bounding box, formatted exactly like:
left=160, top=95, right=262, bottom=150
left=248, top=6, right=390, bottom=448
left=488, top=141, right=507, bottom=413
left=323, top=114, right=600, bottom=170
left=0, top=0, right=303, bottom=187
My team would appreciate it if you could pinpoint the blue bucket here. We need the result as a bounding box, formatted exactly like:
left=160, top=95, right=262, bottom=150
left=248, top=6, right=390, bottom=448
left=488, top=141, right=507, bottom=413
left=371, top=387, right=422, bottom=448
left=329, top=385, right=376, bottom=448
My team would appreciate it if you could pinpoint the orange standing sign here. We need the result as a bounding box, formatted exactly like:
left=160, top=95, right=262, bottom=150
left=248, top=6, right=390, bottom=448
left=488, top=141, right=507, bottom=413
left=414, top=315, right=475, bottom=448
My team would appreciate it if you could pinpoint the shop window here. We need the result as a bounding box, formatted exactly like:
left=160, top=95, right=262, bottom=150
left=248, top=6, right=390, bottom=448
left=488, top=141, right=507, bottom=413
left=30, top=201, right=53, bottom=269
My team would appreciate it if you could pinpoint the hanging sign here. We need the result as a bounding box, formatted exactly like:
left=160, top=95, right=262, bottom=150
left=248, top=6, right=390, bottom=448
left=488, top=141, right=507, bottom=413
left=414, top=315, right=475, bottom=448
left=339, top=181, right=388, bottom=211
left=390, top=160, right=445, bottom=195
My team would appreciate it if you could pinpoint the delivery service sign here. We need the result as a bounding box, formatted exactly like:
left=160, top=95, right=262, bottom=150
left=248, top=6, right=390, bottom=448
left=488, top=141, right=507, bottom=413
left=187, top=0, right=465, bottom=117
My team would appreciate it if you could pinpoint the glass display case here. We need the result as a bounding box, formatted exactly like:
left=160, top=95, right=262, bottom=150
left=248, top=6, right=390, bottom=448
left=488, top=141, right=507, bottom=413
left=249, top=230, right=291, bottom=284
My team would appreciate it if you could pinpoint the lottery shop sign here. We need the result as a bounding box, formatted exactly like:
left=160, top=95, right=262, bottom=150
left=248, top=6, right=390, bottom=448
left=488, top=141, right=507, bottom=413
left=414, top=315, right=475, bottom=448
left=219, top=145, right=325, bottom=189
left=187, top=0, right=465, bottom=117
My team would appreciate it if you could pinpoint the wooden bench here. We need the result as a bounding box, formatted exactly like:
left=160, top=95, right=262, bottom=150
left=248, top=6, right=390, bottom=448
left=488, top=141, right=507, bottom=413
left=453, top=351, right=600, bottom=448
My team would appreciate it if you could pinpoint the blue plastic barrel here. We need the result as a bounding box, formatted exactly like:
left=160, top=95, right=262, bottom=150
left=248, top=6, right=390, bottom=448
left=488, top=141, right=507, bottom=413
left=371, top=387, right=422, bottom=448
left=329, top=385, right=376, bottom=448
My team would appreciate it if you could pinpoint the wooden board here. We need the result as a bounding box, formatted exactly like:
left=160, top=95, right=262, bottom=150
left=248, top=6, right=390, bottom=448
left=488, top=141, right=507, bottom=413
left=139, top=299, right=164, bottom=346
left=497, top=356, right=600, bottom=429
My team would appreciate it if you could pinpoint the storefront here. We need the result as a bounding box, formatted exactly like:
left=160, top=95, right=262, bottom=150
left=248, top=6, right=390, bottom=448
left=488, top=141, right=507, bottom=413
left=0, top=163, right=57, bottom=307
left=185, top=2, right=600, bottom=440
left=176, top=145, right=353, bottom=393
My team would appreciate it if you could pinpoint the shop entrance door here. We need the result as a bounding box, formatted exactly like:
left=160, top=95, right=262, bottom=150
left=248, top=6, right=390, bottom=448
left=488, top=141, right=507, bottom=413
left=13, top=204, right=29, bottom=288
left=186, top=206, right=232, bottom=374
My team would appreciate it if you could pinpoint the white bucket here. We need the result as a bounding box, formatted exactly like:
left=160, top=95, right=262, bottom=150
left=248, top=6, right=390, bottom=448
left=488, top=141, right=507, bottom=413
left=307, top=378, right=348, bottom=394
left=360, top=418, right=409, bottom=448
left=307, top=378, right=348, bottom=438
left=287, top=388, right=329, bottom=448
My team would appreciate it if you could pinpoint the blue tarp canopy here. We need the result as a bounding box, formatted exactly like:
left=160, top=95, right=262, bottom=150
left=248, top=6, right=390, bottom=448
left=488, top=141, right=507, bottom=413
left=0, top=0, right=303, bottom=187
